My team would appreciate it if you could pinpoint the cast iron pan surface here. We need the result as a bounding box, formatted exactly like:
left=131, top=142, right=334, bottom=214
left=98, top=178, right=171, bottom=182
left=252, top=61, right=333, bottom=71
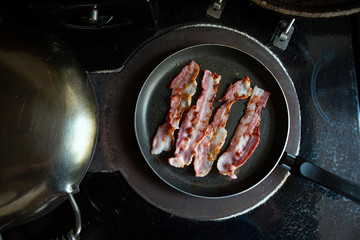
left=135, top=44, right=289, bottom=198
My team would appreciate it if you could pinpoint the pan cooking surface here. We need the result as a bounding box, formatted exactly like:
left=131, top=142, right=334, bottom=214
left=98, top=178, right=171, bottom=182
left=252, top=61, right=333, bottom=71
left=135, top=44, right=289, bottom=198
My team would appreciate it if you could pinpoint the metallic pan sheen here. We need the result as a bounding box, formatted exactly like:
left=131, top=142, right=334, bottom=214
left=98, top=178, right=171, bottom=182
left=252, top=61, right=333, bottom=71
left=0, top=27, right=97, bottom=230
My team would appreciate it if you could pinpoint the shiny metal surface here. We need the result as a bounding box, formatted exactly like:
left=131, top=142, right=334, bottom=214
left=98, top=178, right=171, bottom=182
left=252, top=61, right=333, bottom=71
left=0, top=27, right=97, bottom=230
left=67, top=193, right=81, bottom=240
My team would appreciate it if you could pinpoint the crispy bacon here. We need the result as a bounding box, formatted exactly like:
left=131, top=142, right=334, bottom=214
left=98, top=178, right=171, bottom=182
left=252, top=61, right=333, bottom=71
left=169, top=69, right=221, bottom=168
left=217, top=86, right=270, bottom=179
left=151, top=61, right=199, bottom=155
left=193, top=77, right=253, bottom=177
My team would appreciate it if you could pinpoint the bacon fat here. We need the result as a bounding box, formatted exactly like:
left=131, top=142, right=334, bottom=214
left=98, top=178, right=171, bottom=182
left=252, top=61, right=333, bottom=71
left=151, top=61, right=199, bottom=155
left=193, top=77, right=253, bottom=177
left=216, top=86, right=270, bottom=179
left=169, top=69, right=221, bottom=168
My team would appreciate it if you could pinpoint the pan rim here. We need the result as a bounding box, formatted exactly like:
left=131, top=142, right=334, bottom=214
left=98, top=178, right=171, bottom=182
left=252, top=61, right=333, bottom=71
left=134, top=43, right=291, bottom=199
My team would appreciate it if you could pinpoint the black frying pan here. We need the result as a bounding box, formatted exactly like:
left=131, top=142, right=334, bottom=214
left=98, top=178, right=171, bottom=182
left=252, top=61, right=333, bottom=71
left=135, top=44, right=360, bottom=202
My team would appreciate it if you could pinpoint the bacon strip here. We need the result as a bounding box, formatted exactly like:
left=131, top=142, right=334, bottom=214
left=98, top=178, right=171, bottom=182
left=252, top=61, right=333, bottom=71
left=194, top=77, right=253, bottom=177
left=151, top=61, right=199, bottom=155
left=169, top=70, right=221, bottom=168
left=217, top=86, right=270, bottom=179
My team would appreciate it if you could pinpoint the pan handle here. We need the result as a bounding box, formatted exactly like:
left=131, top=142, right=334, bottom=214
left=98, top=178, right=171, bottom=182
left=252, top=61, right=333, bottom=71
left=281, top=153, right=360, bottom=204
left=67, top=193, right=82, bottom=240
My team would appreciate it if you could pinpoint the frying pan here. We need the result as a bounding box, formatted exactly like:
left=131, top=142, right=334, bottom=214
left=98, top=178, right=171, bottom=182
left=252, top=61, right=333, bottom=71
left=135, top=44, right=360, bottom=203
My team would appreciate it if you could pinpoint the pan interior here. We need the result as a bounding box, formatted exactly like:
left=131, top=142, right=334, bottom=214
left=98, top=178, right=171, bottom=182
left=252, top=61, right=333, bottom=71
left=135, top=44, right=289, bottom=198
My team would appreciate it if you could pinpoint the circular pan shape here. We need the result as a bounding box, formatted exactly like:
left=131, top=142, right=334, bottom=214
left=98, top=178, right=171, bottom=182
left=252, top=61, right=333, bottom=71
left=135, top=44, right=289, bottom=198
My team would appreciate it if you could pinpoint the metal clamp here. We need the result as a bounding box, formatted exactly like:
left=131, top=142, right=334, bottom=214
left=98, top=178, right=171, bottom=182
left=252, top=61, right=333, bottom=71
left=206, top=0, right=228, bottom=19
left=273, top=18, right=295, bottom=50
left=83, top=5, right=113, bottom=26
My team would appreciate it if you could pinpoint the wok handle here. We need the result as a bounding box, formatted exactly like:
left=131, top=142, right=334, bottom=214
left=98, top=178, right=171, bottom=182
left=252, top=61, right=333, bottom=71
left=281, top=153, right=360, bottom=204
left=67, top=193, right=82, bottom=240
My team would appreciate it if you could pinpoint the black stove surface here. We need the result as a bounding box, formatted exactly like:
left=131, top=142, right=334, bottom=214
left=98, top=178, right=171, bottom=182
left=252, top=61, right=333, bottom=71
left=1, top=1, right=360, bottom=239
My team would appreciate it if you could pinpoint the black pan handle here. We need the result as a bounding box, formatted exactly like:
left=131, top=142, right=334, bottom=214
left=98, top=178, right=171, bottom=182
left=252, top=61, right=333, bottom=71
left=281, top=153, right=360, bottom=204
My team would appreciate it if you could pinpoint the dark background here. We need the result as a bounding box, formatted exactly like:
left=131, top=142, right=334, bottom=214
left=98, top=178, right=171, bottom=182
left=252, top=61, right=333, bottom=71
left=1, top=0, right=360, bottom=239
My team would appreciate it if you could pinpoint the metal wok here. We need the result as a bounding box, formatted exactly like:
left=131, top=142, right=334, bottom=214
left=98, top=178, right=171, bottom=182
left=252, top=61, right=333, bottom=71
left=0, top=27, right=98, bottom=239
left=135, top=44, right=360, bottom=203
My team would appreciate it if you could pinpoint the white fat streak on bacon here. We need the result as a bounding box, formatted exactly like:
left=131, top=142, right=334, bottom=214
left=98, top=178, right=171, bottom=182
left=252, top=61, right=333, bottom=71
left=169, top=70, right=221, bottom=168
left=151, top=61, right=199, bottom=155
left=217, top=86, right=270, bottom=179
left=194, top=77, right=253, bottom=177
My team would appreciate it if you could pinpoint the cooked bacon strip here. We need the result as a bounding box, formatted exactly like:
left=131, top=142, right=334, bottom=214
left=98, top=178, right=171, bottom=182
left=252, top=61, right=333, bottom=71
left=194, top=77, right=253, bottom=177
left=151, top=61, right=199, bottom=155
left=169, top=70, right=221, bottom=168
left=217, top=86, right=270, bottom=179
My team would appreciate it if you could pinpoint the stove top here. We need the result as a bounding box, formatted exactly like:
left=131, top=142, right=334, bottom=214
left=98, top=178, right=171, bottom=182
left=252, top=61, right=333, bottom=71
left=1, top=1, right=360, bottom=239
